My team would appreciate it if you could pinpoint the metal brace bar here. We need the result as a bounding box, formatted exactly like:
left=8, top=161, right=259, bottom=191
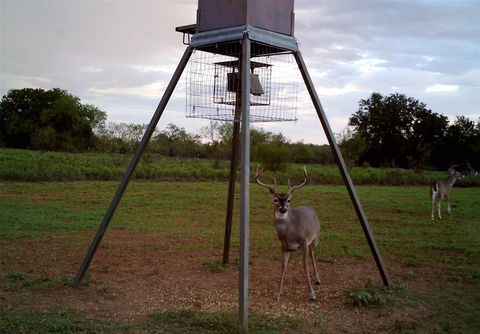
left=293, top=50, right=391, bottom=287
left=72, top=46, right=194, bottom=287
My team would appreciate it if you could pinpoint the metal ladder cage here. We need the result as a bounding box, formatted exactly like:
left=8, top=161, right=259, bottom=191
left=186, top=41, right=299, bottom=123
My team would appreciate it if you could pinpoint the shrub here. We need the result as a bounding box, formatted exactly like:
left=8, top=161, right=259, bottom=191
left=347, top=281, right=388, bottom=307
left=257, top=144, right=289, bottom=172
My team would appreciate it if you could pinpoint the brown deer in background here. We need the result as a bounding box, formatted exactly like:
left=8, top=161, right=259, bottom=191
left=255, top=166, right=321, bottom=301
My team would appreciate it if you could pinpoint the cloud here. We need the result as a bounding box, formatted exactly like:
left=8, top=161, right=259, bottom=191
left=351, top=57, right=388, bottom=75
left=425, top=84, right=460, bottom=93
left=315, top=84, right=364, bottom=97
left=90, top=81, right=167, bottom=99
left=1, top=73, right=51, bottom=91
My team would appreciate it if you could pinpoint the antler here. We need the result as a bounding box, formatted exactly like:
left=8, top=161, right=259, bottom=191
left=464, top=161, right=478, bottom=176
left=255, top=167, right=277, bottom=193
left=287, top=166, right=309, bottom=194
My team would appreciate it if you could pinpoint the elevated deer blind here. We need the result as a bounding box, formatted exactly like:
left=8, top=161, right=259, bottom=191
left=73, top=1, right=391, bottom=332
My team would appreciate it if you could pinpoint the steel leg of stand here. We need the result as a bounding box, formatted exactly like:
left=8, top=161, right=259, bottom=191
left=222, top=115, right=241, bottom=265
left=72, top=47, right=193, bottom=287
left=294, top=50, right=391, bottom=287
left=239, top=34, right=251, bottom=333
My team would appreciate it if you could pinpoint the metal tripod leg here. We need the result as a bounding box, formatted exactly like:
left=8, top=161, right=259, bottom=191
left=72, top=46, right=194, bottom=287
left=239, top=34, right=251, bottom=333
left=222, top=112, right=241, bottom=265
left=293, top=50, right=391, bottom=287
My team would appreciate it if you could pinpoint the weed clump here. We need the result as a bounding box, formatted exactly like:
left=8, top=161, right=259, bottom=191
left=347, top=281, right=389, bottom=307
left=202, top=260, right=227, bottom=273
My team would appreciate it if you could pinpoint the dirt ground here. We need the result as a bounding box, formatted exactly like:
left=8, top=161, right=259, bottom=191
left=1, top=230, right=446, bottom=333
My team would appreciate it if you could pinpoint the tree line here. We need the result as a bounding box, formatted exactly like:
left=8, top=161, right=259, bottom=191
left=0, top=88, right=334, bottom=170
left=341, top=92, right=479, bottom=170
left=94, top=121, right=335, bottom=171
left=1, top=88, right=478, bottom=170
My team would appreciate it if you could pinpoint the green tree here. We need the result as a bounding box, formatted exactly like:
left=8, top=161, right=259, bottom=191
left=257, top=143, right=289, bottom=172
left=0, top=88, right=66, bottom=148
left=409, top=108, right=448, bottom=168
left=337, top=128, right=368, bottom=168
left=349, top=92, right=449, bottom=168
left=249, top=127, right=290, bottom=171
left=153, top=123, right=201, bottom=157
left=200, top=121, right=224, bottom=167
left=288, top=142, right=316, bottom=164
left=438, top=116, right=480, bottom=169
left=314, top=145, right=335, bottom=165
left=0, top=88, right=106, bottom=151
left=37, top=95, right=93, bottom=151
left=95, top=122, right=149, bottom=154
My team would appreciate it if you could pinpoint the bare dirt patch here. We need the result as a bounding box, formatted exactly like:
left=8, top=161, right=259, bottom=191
left=0, top=230, right=457, bottom=333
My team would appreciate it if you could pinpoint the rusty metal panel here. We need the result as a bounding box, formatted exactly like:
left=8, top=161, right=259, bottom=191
left=197, top=0, right=247, bottom=32
left=248, top=0, right=294, bottom=35
left=197, top=0, right=294, bottom=36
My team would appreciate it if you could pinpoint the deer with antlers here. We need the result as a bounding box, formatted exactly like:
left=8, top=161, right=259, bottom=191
left=430, top=162, right=478, bottom=221
left=255, top=166, right=321, bottom=301
left=431, top=166, right=464, bottom=221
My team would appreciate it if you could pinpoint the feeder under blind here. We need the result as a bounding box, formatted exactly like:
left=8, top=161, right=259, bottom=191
left=186, top=43, right=298, bottom=122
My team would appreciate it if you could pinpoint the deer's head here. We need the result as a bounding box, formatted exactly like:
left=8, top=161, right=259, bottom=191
left=255, top=166, right=308, bottom=214
left=448, top=165, right=464, bottom=179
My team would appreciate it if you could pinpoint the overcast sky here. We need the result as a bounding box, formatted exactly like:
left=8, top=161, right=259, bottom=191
left=1, top=0, right=479, bottom=144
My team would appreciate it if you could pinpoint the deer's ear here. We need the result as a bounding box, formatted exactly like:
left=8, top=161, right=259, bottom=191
left=269, top=189, right=275, bottom=195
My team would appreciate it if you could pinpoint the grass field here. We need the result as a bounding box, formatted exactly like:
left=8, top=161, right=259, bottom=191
left=1, top=178, right=479, bottom=333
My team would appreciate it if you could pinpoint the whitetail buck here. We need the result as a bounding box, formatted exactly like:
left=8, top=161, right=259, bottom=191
left=431, top=166, right=464, bottom=221
left=255, top=166, right=321, bottom=301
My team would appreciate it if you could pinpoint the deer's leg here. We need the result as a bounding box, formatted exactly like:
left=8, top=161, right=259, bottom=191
left=446, top=195, right=451, bottom=215
left=431, top=190, right=436, bottom=221
left=302, top=243, right=316, bottom=301
left=309, top=244, right=320, bottom=286
left=275, top=250, right=292, bottom=301
left=438, top=196, right=443, bottom=219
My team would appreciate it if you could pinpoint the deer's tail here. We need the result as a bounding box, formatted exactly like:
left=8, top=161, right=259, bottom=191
left=430, top=182, right=439, bottom=199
